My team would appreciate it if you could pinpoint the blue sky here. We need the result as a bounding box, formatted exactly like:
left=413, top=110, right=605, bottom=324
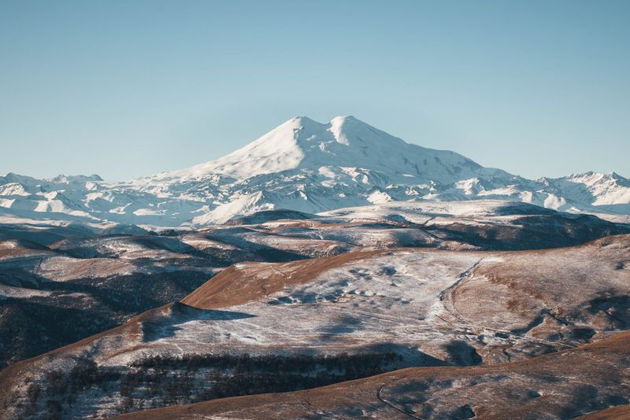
left=1, top=0, right=629, bottom=180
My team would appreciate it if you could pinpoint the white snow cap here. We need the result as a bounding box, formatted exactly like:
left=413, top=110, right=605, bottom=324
left=161, top=115, right=480, bottom=182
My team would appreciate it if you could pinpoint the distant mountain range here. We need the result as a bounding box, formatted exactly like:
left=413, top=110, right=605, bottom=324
left=1, top=116, right=628, bottom=226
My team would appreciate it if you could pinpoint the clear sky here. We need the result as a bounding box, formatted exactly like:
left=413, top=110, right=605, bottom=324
left=1, top=0, right=629, bottom=180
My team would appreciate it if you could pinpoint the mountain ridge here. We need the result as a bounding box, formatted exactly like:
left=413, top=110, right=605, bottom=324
left=0, top=116, right=628, bottom=226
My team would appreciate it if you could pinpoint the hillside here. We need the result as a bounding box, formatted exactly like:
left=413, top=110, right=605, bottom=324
left=0, top=200, right=625, bottom=369
left=113, top=330, right=630, bottom=420
left=1, top=233, right=627, bottom=419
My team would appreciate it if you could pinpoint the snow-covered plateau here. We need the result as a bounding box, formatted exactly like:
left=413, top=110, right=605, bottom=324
left=1, top=116, right=628, bottom=227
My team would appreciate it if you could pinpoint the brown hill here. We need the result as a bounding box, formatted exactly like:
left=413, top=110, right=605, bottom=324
left=113, top=330, right=630, bottom=420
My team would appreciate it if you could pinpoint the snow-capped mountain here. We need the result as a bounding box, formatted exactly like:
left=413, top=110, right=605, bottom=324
left=0, top=116, right=628, bottom=226
left=158, top=116, right=504, bottom=183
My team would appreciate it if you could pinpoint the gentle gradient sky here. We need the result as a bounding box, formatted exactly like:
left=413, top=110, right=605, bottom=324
left=1, top=0, right=629, bottom=180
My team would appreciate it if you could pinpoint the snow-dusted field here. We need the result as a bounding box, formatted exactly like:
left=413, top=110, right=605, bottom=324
left=1, top=234, right=627, bottom=419
left=0, top=201, right=625, bottom=371
left=103, top=250, right=487, bottom=365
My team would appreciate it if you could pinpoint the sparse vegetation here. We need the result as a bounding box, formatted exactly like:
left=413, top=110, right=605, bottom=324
left=20, top=352, right=403, bottom=417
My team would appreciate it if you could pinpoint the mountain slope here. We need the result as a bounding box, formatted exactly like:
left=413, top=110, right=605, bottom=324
left=0, top=116, right=628, bottom=226
left=158, top=116, right=499, bottom=184
left=1, top=235, right=628, bottom=419
left=113, top=330, right=630, bottom=420
left=0, top=200, right=623, bottom=370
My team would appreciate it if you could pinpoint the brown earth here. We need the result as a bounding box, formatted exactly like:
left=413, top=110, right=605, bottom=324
left=578, top=405, right=630, bottom=420
left=181, top=249, right=386, bottom=308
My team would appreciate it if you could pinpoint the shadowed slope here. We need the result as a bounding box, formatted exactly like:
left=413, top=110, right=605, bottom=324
left=578, top=405, right=630, bottom=420
left=114, top=331, right=630, bottom=420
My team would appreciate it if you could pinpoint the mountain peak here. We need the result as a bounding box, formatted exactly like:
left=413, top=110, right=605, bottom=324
left=287, top=115, right=322, bottom=128
left=156, top=115, right=484, bottom=183
left=2, top=114, right=628, bottom=227
left=50, top=174, right=104, bottom=183
left=330, top=115, right=358, bottom=123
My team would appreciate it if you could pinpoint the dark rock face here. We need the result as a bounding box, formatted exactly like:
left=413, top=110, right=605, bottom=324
left=226, top=209, right=315, bottom=225
left=431, top=213, right=629, bottom=250
left=0, top=271, right=211, bottom=368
